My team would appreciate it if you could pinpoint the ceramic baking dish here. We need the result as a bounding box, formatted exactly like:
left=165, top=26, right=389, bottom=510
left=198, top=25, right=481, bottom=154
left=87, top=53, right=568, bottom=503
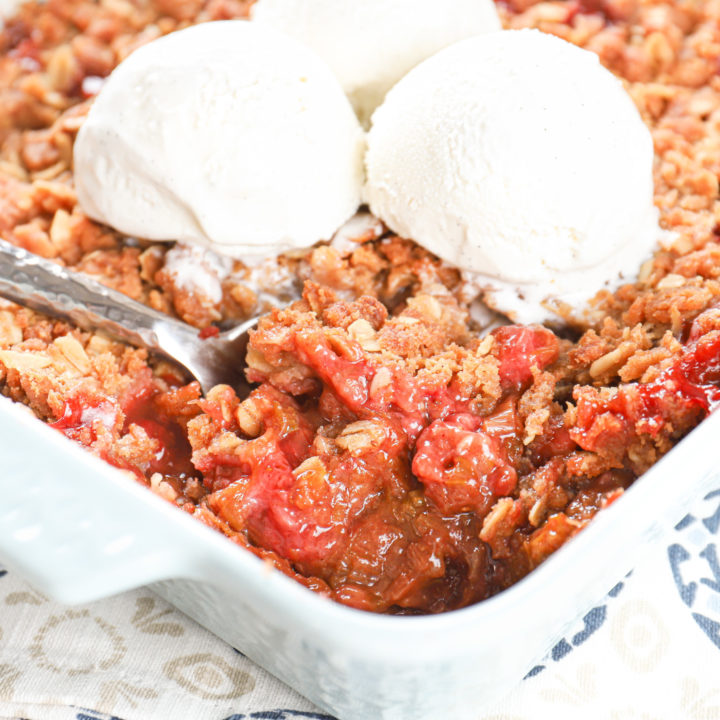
left=1, top=392, right=717, bottom=720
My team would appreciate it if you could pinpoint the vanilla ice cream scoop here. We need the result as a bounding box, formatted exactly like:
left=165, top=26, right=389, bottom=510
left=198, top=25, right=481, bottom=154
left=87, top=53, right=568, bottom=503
left=365, top=29, right=662, bottom=323
left=250, top=0, right=501, bottom=125
left=74, top=21, right=365, bottom=263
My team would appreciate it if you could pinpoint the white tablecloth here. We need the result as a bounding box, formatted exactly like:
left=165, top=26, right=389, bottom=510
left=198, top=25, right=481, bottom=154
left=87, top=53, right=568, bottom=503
left=0, top=485, right=718, bottom=720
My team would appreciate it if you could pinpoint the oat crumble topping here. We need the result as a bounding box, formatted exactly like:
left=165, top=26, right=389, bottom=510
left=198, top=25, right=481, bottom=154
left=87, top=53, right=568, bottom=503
left=1, top=0, right=720, bottom=613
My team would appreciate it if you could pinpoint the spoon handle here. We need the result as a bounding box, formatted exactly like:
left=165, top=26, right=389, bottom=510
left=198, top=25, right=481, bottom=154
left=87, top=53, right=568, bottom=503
left=0, top=238, right=200, bottom=356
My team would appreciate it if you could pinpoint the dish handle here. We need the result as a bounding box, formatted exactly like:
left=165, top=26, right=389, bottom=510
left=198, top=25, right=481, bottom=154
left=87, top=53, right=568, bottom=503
left=0, top=397, right=213, bottom=604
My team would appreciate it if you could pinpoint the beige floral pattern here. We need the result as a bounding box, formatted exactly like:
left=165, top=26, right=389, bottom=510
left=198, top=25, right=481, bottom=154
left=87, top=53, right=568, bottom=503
left=610, top=600, right=671, bottom=674
left=539, top=663, right=598, bottom=706
left=29, top=609, right=126, bottom=675
left=0, top=569, right=277, bottom=720
left=98, top=678, right=159, bottom=709
left=130, top=596, right=186, bottom=637
left=5, top=588, right=47, bottom=606
left=163, top=653, right=255, bottom=700
left=680, top=677, right=720, bottom=720
left=0, top=664, right=22, bottom=699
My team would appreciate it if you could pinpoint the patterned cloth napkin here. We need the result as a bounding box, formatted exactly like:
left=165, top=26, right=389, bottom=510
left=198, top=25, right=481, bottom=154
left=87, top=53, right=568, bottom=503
left=0, top=485, right=719, bottom=720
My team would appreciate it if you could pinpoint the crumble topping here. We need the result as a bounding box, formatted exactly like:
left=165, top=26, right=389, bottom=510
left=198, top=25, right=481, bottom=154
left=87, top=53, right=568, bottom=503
left=1, top=0, right=720, bottom=613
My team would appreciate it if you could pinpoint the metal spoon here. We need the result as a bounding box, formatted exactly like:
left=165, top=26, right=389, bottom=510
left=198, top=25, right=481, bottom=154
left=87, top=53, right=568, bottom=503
left=0, top=238, right=256, bottom=395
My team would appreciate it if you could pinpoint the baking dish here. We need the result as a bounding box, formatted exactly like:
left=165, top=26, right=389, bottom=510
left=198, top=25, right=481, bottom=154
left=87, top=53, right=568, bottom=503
left=1, top=392, right=718, bottom=720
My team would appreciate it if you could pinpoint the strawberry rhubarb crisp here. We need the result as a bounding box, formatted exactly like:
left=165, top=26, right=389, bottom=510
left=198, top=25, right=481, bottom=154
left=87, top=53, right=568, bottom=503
left=1, top=0, right=720, bottom=614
